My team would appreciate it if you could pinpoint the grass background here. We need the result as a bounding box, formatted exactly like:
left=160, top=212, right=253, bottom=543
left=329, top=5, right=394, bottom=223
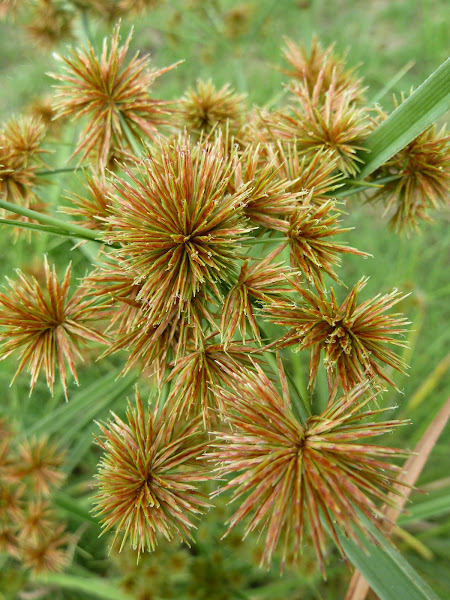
left=0, top=1, right=449, bottom=598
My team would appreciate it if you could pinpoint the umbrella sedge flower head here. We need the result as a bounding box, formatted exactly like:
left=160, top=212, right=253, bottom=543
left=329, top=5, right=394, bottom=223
left=105, top=134, right=253, bottom=325
left=266, top=277, right=409, bottom=394
left=221, top=246, right=294, bottom=348
left=0, top=257, right=108, bottom=399
left=273, top=74, right=372, bottom=177
left=19, top=523, right=71, bottom=575
left=93, top=389, right=210, bottom=558
left=210, top=367, right=409, bottom=574
left=50, top=24, right=177, bottom=167
left=285, top=195, right=368, bottom=286
left=281, top=36, right=366, bottom=104
left=25, top=0, right=74, bottom=49
left=371, top=123, right=450, bottom=232
left=166, top=335, right=260, bottom=425
left=1, top=116, right=48, bottom=166
left=11, top=436, right=65, bottom=497
left=230, top=143, right=302, bottom=231
left=179, top=79, right=246, bottom=138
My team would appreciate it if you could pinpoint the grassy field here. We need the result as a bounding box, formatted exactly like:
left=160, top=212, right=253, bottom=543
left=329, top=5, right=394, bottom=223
left=0, top=1, right=449, bottom=599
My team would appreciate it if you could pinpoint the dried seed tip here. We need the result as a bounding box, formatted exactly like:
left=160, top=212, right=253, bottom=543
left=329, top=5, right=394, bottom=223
left=105, top=134, right=253, bottom=324
left=211, top=372, right=409, bottom=574
left=0, top=257, right=108, bottom=399
left=49, top=23, right=177, bottom=168
left=265, top=277, right=410, bottom=394
left=92, top=389, right=210, bottom=558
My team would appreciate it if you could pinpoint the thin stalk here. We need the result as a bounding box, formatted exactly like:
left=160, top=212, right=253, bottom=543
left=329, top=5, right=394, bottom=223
left=37, top=167, right=80, bottom=176
left=258, top=323, right=311, bottom=424
left=0, top=199, right=118, bottom=246
left=118, top=112, right=144, bottom=158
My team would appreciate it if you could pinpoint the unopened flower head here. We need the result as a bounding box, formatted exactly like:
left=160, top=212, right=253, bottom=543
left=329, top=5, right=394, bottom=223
left=0, top=257, right=108, bottom=398
left=210, top=367, right=409, bottom=574
left=93, top=389, right=210, bottom=557
left=266, top=277, right=410, bottom=394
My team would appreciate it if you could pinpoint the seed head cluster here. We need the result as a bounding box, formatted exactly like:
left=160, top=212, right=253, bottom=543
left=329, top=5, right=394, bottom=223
left=0, top=23, right=448, bottom=586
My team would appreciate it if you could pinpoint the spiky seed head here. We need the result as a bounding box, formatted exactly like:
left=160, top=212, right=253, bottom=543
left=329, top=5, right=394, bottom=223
left=93, top=389, right=210, bottom=558
left=210, top=368, right=409, bottom=574
left=285, top=195, right=368, bottom=286
left=266, top=277, right=410, bottom=395
left=371, top=123, right=450, bottom=232
left=166, top=335, right=261, bottom=425
left=269, top=74, right=372, bottom=177
left=105, top=134, right=253, bottom=325
left=11, top=436, right=65, bottom=497
left=221, top=246, right=294, bottom=348
left=19, top=523, right=71, bottom=575
left=179, top=79, right=247, bottom=138
left=25, top=0, right=74, bottom=49
left=281, top=36, right=366, bottom=104
left=50, top=25, right=176, bottom=168
left=0, top=257, right=108, bottom=398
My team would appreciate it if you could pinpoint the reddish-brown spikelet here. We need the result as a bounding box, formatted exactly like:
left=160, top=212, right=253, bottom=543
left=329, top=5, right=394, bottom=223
left=220, top=246, right=293, bottom=348
left=93, top=389, right=210, bottom=557
left=1, top=116, right=48, bottom=165
left=371, top=124, right=450, bottom=232
left=271, top=74, right=372, bottom=177
left=281, top=36, right=366, bottom=104
left=179, top=79, right=247, bottom=138
left=63, top=169, right=113, bottom=231
left=25, top=0, right=74, bottom=49
left=50, top=25, right=177, bottom=167
left=16, top=498, right=57, bottom=543
left=0, top=257, right=108, bottom=398
left=266, top=277, right=410, bottom=395
left=271, top=144, right=344, bottom=204
left=210, top=368, right=409, bottom=574
left=105, top=134, right=252, bottom=325
left=19, top=523, right=71, bottom=575
left=231, top=142, right=303, bottom=231
left=283, top=195, right=368, bottom=286
left=166, top=335, right=260, bottom=425
left=11, top=436, right=65, bottom=497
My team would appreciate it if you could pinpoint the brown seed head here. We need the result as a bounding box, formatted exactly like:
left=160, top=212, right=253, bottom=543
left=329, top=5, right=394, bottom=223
left=266, top=277, right=410, bottom=395
left=93, top=389, right=210, bottom=558
left=210, top=368, right=409, bottom=574
left=0, top=257, right=108, bottom=398
left=50, top=25, right=177, bottom=167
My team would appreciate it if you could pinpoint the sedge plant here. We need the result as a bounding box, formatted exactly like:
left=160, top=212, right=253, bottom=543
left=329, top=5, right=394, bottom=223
left=0, top=6, right=449, bottom=600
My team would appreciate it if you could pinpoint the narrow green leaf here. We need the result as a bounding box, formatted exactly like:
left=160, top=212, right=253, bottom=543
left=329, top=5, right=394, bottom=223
left=357, top=58, right=450, bottom=179
left=19, top=371, right=135, bottom=444
left=337, top=514, right=441, bottom=600
left=31, top=573, right=133, bottom=600
left=399, top=493, right=450, bottom=525
left=54, top=493, right=98, bottom=524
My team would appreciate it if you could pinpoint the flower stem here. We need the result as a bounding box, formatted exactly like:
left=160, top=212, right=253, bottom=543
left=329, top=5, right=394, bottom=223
left=0, top=199, right=116, bottom=246
left=37, top=167, right=80, bottom=176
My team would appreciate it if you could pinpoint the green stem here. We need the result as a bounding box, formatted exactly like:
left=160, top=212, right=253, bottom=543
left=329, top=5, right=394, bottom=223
left=118, top=112, right=143, bottom=158
left=0, top=199, right=116, bottom=246
left=37, top=167, right=80, bottom=176
left=258, top=323, right=311, bottom=425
